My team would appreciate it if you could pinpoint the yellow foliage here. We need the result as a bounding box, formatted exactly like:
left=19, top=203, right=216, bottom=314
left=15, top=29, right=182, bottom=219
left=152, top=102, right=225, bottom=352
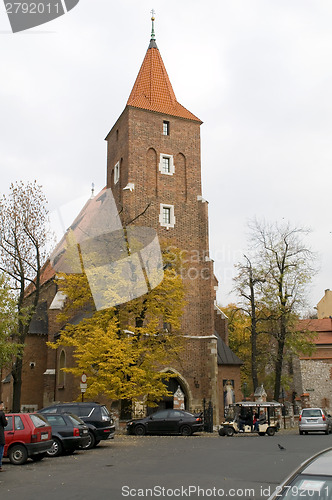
left=49, top=246, right=186, bottom=404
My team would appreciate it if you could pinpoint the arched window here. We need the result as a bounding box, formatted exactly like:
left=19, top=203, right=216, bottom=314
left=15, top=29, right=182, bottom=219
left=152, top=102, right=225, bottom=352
left=58, top=350, right=66, bottom=388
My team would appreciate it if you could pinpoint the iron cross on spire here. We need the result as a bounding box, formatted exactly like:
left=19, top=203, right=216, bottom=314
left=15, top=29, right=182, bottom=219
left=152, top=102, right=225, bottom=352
left=150, top=9, right=156, bottom=40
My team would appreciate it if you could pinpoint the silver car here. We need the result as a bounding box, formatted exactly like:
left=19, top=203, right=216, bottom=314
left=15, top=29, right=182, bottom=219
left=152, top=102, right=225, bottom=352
left=268, top=447, right=332, bottom=499
left=299, top=408, right=332, bottom=435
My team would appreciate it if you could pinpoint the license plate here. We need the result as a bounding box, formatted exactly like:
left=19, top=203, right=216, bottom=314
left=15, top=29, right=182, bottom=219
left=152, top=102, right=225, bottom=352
left=41, top=433, right=49, bottom=440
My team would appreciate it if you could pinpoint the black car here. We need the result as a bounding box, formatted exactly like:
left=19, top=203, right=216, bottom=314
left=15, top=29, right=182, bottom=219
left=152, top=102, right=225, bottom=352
left=39, top=402, right=115, bottom=449
left=41, top=413, right=90, bottom=457
left=126, top=409, right=204, bottom=436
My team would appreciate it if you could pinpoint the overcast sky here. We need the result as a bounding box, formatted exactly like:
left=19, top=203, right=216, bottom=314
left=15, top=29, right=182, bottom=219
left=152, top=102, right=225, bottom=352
left=1, top=0, right=332, bottom=311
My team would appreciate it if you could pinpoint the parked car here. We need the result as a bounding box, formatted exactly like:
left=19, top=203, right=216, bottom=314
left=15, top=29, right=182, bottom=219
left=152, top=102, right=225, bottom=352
left=39, top=402, right=115, bottom=449
left=267, top=447, right=332, bottom=499
left=40, top=412, right=90, bottom=457
left=299, top=408, right=332, bottom=435
left=218, top=401, right=283, bottom=437
left=4, top=413, right=52, bottom=465
left=126, top=409, right=204, bottom=436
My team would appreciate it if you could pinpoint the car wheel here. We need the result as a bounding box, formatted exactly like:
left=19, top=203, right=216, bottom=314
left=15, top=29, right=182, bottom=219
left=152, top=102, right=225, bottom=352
left=47, top=438, right=63, bottom=457
left=8, top=444, right=28, bottom=465
left=325, top=429, right=329, bottom=435
left=134, top=425, right=146, bottom=436
left=218, top=428, right=226, bottom=436
left=266, top=427, right=275, bottom=437
left=299, top=430, right=303, bottom=435
left=258, top=432, right=265, bottom=436
left=31, top=452, right=47, bottom=461
left=180, top=425, right=192, bottom=436
left=82, top=431, right=96, bottom=450
left=226, top=427, right=234, bottom=437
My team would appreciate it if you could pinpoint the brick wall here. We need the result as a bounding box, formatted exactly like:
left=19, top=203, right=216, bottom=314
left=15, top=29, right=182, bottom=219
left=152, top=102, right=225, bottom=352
left=299, top=358, right=332, bottom=413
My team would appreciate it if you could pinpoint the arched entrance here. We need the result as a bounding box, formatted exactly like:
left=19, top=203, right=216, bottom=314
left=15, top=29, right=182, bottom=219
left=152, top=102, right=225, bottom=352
left=147, top=372, right=190, bottom=414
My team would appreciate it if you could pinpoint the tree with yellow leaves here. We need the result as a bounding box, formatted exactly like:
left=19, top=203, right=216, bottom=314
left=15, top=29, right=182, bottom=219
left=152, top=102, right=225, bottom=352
left=49, top=244, right=186, bottom=406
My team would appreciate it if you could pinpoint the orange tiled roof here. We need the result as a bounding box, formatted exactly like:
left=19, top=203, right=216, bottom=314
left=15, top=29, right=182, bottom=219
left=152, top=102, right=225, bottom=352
left=299, top=318, right=332, bottom=332
left=127, top=41, right=201, bottom=123
left=298, top=318, right=332, bottom=345
left=300, top=353, right=332, bottom=360
left=24, top=259, right=55, bottom=297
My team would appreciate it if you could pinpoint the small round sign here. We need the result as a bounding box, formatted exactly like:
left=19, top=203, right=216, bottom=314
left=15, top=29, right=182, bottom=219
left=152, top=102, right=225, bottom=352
left=81, top=373, right=87, bottom=383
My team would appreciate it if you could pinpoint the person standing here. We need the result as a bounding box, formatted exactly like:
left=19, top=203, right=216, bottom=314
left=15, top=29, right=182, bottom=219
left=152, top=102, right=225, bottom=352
left=0, top=401, right=7, bottom=471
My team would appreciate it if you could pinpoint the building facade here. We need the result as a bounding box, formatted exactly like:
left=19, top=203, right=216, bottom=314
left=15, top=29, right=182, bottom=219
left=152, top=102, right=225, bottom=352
left=1, top=21, right=242, bottom=421
left=317, top=289, right=332, bottom=319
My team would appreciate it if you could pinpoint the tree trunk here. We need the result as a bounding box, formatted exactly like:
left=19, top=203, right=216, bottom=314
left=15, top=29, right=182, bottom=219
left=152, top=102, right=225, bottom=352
left=251, top=323, right=258, bottom=391
left=12, top=357, right=23, bottom=412
left=274, top=317, right=286, bottom=401
left=249, top=264, right=259, bottom=392
left=12, top=281, right=39, bottom=411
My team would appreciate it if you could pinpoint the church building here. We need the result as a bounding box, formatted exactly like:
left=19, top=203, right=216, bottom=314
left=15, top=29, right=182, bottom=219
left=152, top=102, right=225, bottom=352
left=0, top=17, right=242, bottom=422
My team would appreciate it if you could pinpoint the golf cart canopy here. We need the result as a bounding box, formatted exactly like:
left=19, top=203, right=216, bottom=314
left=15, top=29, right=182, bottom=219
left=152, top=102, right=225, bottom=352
left=229, top=401, right=284, bottom=408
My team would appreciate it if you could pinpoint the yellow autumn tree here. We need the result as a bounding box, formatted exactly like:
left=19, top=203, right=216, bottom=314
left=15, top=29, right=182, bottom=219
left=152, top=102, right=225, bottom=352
left=49, top=244, right=186, bottom=405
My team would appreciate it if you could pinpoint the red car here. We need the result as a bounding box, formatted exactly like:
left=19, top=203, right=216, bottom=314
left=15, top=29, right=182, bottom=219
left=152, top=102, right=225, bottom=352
left=4, top=413, right=53, bottom=465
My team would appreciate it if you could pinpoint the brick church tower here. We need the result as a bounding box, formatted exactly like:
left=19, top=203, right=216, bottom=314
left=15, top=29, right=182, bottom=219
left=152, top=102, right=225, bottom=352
left=105, top=17, right=220, bottom=419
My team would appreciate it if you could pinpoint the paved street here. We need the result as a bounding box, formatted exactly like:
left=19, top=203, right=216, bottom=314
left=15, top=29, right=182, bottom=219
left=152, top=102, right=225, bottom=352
left=1, top=431, right=332, bottom=500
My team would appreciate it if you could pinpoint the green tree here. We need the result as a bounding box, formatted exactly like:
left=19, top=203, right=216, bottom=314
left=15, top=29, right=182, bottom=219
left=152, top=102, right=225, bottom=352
left=248, top=219, right=316, bottom=401
left=233, top=255, right=266, bottom=391
left=0, top=275, right=22, bottom=368
left=221, top=304, right=251, bottom=390
left=0, top=181, right=50, bottom=411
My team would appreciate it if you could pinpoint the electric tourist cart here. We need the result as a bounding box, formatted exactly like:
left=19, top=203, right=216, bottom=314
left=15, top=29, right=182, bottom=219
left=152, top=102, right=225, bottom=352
left=219, top=401, right=283, bottom=437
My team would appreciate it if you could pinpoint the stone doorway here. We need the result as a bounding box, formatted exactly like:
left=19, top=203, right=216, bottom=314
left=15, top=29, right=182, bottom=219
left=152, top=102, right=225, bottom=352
left=147, top=377, right=188, bottom=415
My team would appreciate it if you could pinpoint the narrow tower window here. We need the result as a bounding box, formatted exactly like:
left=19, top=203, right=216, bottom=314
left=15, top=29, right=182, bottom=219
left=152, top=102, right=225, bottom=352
left=163, top=121, right=170, bottom=136
left=58, top=350, right=66, bottom=388
left=159, top=204, right=175, bottom=228
left=159, top=154, right=174, bottom=175
left=163, top=206, right=171, bottom=224
left=162, top=157, right=170, bottom=174
left=114, top=161, right=120, bottom=184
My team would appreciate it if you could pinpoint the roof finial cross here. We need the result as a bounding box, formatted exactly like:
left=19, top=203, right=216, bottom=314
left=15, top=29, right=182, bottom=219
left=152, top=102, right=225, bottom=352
left=150, top=9, right=156, bottom=40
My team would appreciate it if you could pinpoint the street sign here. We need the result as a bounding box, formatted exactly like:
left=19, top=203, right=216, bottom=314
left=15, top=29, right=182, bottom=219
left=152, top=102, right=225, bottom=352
left=80, top=374, right=87, bottom=401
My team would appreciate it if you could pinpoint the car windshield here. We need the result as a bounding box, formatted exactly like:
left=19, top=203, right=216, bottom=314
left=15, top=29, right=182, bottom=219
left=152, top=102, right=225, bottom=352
left=302, top=410, right=322, bottom=418
left=101, top=406, right=110, bottom=417
left=225, top=406, right=236, bottom=420
left=277, top=474, right=332, bottom=499
left=67, top=414, right=85, bottom=425
left=40, top=407, right=57, bottom=413
left=30, top=414, right=48, bottom=428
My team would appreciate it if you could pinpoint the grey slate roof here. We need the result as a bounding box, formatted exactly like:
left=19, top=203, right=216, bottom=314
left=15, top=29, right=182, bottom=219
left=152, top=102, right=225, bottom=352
left=28, top=301, right=48, bottom=335
left=216, top=333, right=243, bottom=366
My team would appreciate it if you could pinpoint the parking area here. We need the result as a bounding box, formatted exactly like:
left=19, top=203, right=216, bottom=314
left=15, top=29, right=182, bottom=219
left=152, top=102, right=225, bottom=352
left=1, top=430, right=332, bottom=500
